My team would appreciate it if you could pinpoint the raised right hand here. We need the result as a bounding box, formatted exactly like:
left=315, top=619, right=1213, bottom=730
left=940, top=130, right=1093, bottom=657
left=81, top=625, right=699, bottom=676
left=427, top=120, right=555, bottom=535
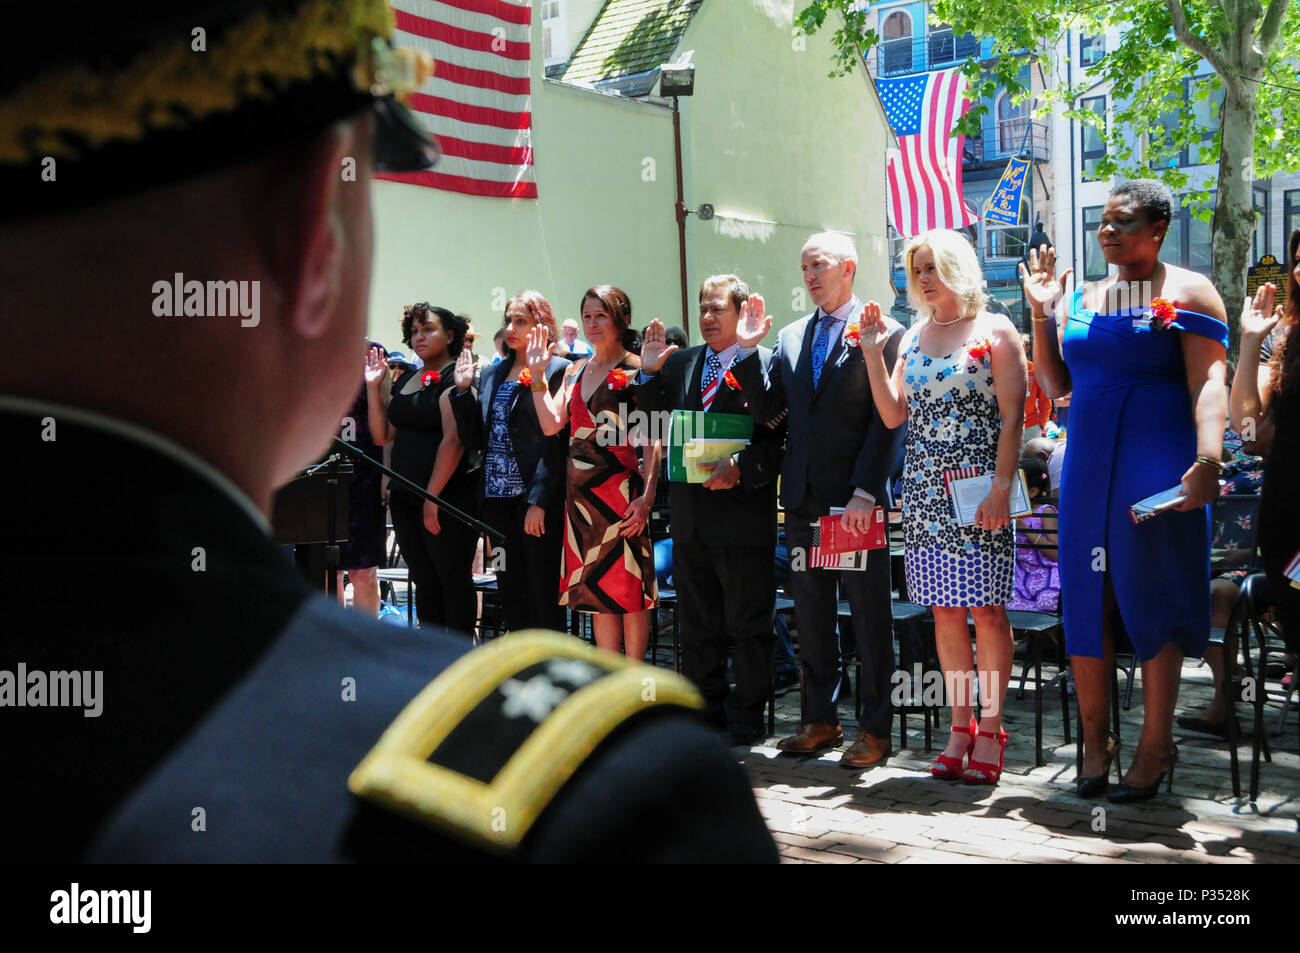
left=736, top=294, right=771, bottom=349
left=525, top=325, right=552, bottom=378
left=857, top=300, right=891, bottom=353
left=1017, top=245, right=1072, bottom=319
left=640, top=319, right=678, bottom=374
left=454, top=347, right=476, bottom=392
left=364, top=345, right=388, bottom=388
left=1240, top=283, right=1280, bottom=343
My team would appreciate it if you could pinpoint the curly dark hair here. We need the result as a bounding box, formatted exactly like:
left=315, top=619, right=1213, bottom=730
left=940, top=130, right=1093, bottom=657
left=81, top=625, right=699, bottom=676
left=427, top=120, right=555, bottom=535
left=401, top=303, right=469, bottom=358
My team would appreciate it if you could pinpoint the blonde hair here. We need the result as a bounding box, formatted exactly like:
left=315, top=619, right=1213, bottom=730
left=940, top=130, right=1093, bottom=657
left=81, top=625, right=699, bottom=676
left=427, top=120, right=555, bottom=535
left=903, top=229, right=988, bottom=321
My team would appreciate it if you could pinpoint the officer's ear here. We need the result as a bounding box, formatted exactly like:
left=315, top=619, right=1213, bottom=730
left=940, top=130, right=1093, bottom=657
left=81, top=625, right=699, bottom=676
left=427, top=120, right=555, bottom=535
left=268, top=113, right=373, bottom=340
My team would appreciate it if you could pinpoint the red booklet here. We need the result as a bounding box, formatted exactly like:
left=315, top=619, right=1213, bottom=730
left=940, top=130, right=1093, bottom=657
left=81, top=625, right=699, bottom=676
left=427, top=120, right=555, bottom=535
left=816, top=506, right=887, bottom=556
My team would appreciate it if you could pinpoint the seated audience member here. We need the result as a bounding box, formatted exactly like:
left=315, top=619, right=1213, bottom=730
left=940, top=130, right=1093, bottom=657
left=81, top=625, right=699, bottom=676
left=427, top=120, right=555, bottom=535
left=1007, top=456, right=1059, bottom=613
left=1177, top=419, right=1267, bottom=737
left=1023, top=434, right=1063, bottom=494
left=664, top=325, right=689, bottom=350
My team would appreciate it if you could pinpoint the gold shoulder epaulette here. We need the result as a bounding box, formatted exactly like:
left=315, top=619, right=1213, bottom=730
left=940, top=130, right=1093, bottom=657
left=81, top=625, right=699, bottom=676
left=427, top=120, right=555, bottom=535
left=348, top=631, right=702, bottom=851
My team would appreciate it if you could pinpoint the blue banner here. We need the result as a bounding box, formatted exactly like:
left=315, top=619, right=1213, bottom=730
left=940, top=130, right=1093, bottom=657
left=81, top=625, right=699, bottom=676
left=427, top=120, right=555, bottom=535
left=984, top=156, right=1031, bottom=226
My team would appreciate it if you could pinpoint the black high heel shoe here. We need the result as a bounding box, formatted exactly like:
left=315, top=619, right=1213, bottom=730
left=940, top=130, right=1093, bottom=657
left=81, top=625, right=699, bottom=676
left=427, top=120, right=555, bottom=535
left=1076, top=732, right=1121, bottom=798
left=1107, top=745, right=1179, bottom=803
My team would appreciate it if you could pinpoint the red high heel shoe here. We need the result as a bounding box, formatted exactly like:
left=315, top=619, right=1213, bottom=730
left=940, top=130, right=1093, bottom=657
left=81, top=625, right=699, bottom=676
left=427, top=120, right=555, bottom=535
left=931, top=717, right=978, bottom=780
left=961, top=727, right=1009, bottom=785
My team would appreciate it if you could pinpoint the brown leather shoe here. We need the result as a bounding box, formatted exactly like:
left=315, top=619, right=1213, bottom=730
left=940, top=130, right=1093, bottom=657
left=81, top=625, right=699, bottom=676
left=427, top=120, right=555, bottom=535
left=839, top=729, right=892, bottom=769
left=775, top=722, right=843, bottom=754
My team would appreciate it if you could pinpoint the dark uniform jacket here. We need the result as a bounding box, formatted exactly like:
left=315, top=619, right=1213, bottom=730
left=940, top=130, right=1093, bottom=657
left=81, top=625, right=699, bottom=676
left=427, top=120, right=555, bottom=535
left=0, top=400, right=777, bottom=862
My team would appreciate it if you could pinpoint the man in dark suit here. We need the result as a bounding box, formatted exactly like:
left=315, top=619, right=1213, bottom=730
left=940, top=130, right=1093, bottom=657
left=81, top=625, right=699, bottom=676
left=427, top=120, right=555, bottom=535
left=0, top=0, right=776, bottom=864
left=635, top=276, right=787, bottom=746
left=732, top=233, right=906, bottom=767
left=450, top=300, right=570, bottom=634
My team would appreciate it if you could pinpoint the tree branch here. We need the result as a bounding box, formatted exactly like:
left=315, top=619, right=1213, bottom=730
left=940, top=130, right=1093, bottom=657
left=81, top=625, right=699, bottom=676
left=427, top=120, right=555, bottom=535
left=1256, top=0, right=1291, bottom=57
left=1165, top=0, right=1230, bottom=73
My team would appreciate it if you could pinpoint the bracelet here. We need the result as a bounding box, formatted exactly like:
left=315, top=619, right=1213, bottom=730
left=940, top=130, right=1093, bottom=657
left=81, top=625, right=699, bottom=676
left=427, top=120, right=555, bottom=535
left=1195, top=455, right=1224, bottom=472
left=1030, top=313, right=1054, bottom=323
left=529, top=378, right=549, bottom=393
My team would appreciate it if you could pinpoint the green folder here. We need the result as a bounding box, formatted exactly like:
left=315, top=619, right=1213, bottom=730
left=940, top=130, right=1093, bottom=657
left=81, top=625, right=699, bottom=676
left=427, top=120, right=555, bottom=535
left=668, top=410, right=753, bottom=483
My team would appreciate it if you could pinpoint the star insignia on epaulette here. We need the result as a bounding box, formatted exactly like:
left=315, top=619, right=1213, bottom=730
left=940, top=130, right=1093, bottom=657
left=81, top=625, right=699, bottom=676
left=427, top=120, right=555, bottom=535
left=348, top=631, right=702, bottom=851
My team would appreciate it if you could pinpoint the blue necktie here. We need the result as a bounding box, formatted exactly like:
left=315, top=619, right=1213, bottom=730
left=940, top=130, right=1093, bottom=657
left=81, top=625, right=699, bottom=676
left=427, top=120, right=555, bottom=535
left=811, top=314, right=837, bottom=388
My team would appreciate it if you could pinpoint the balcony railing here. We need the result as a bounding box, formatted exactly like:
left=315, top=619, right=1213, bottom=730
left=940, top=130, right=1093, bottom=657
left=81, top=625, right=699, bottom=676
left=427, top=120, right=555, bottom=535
left=964, top=118, right=1048, bottom=165
left=865, top=32, right=981, bottom=78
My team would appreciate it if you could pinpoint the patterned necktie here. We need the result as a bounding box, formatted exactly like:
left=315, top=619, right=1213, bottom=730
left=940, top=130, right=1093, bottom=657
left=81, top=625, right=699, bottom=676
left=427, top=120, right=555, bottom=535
left=811, top=313, right=837, bottom=388
left=701, top=352, right=723, bottom=411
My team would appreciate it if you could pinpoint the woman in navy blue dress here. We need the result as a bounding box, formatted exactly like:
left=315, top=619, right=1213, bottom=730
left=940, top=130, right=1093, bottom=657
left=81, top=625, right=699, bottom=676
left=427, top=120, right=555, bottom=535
left=1023, top=180, right=1228, bottom=801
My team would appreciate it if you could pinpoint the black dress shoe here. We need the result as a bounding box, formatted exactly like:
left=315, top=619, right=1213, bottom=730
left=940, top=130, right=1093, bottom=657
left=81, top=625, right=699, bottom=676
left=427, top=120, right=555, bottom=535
left=1108, top=746, right=1178, bottom=803
left=723, top=724, right=766, bottom=747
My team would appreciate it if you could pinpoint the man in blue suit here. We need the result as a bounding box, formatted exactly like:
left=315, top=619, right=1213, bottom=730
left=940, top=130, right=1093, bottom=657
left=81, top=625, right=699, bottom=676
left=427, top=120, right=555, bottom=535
left=733, top=232, right=905, bottom=767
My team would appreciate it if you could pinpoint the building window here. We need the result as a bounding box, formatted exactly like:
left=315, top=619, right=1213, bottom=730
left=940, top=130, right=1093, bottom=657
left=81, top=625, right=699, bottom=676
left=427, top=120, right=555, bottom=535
left=995, top=91, right=1029, bottom=156
left=928, top=23, right=977, bottom=67
left=1285, top=189, right=1300, bottom=246
left=1158, top=193, right=1215, bottom=275
left=1152, top=76, right=1222, bottom=168
left=1080, top=96, right=1106, bottom=179
left=1080, top=33, right=1105, bottom=67
left=881, top=10, right=913, bottom=73
left=542, top=0, right=560, bottom=18
left=1082, top=206, right=1108, bottom=280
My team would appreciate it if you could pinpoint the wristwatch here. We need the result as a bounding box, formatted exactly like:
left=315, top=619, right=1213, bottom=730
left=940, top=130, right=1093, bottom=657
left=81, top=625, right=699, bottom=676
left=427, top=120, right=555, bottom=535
left=529, top=377, right=549, bottom=393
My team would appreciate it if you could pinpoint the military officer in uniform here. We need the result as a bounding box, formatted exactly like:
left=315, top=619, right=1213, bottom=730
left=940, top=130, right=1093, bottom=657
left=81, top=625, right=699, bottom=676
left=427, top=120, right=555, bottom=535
left=0, top=0, right=776, bottom=863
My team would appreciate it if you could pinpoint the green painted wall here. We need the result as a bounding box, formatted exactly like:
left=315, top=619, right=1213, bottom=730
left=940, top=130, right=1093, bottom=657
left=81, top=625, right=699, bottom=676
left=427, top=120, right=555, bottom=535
left=368, top=0, right=891, bottom=349
left=369, top=78, right=678, bottom=348
left=678, top=0, right=894, bottom=336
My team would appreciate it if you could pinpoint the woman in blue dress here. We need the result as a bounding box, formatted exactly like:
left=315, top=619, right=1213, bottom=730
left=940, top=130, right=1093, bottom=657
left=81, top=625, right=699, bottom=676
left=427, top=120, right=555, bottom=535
left=1022, top=180, right=1228, bottom=801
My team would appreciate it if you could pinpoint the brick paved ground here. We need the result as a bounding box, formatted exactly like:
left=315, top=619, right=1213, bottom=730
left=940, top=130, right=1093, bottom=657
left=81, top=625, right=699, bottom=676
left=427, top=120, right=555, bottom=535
left=741, top=653, right=1300, bottom=864
left=368, top=576, right=1297, bottom=864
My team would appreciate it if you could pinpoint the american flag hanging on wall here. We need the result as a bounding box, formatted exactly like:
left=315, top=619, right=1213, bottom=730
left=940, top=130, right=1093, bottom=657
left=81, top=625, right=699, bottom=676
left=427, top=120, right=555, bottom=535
left=877, top=67, right=979, bottom=238
left=379, top=0, right=537, bottom=198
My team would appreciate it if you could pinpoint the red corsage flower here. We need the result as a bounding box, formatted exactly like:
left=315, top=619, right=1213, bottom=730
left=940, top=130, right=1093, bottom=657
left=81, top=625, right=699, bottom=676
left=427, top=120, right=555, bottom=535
left=967, top=338, right=993, bottom=363
left=606, top=368, right=631, bottom=391
left=844, top=322, right=862, bottom=348
left=1149, top=298, right=1177, bottom=330
left=723, top=369, right=742, bottom=391
left=420, top=369, right=440, bottom=388
left=517, top=368, right=532, bottom=387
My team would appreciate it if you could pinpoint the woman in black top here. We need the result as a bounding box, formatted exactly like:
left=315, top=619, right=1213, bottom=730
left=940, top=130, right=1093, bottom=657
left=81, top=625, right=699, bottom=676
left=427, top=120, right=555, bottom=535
left=1233, top=228, right=1300, bottom=652
left=365, top=304, right=477, bottom=636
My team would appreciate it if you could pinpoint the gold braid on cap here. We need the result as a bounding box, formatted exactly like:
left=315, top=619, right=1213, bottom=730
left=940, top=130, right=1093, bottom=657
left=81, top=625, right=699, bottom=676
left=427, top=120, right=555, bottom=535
left=0, top=0, right=432, bottom=164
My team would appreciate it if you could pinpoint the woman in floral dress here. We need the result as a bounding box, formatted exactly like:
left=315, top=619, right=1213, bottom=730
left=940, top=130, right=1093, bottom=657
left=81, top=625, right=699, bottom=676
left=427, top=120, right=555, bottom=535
left=859, top=229, right=1027, bottom=786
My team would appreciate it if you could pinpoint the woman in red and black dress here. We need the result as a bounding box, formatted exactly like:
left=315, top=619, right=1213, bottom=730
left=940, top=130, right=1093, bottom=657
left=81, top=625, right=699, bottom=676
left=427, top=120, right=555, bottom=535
left=529, top=285, right=660, bottom=658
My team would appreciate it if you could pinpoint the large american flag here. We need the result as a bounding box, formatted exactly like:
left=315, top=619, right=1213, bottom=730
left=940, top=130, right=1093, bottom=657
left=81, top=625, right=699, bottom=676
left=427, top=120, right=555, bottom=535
left=877, top=67, right=979, bottom=238
left=379, top=0, right=537, bottom=198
